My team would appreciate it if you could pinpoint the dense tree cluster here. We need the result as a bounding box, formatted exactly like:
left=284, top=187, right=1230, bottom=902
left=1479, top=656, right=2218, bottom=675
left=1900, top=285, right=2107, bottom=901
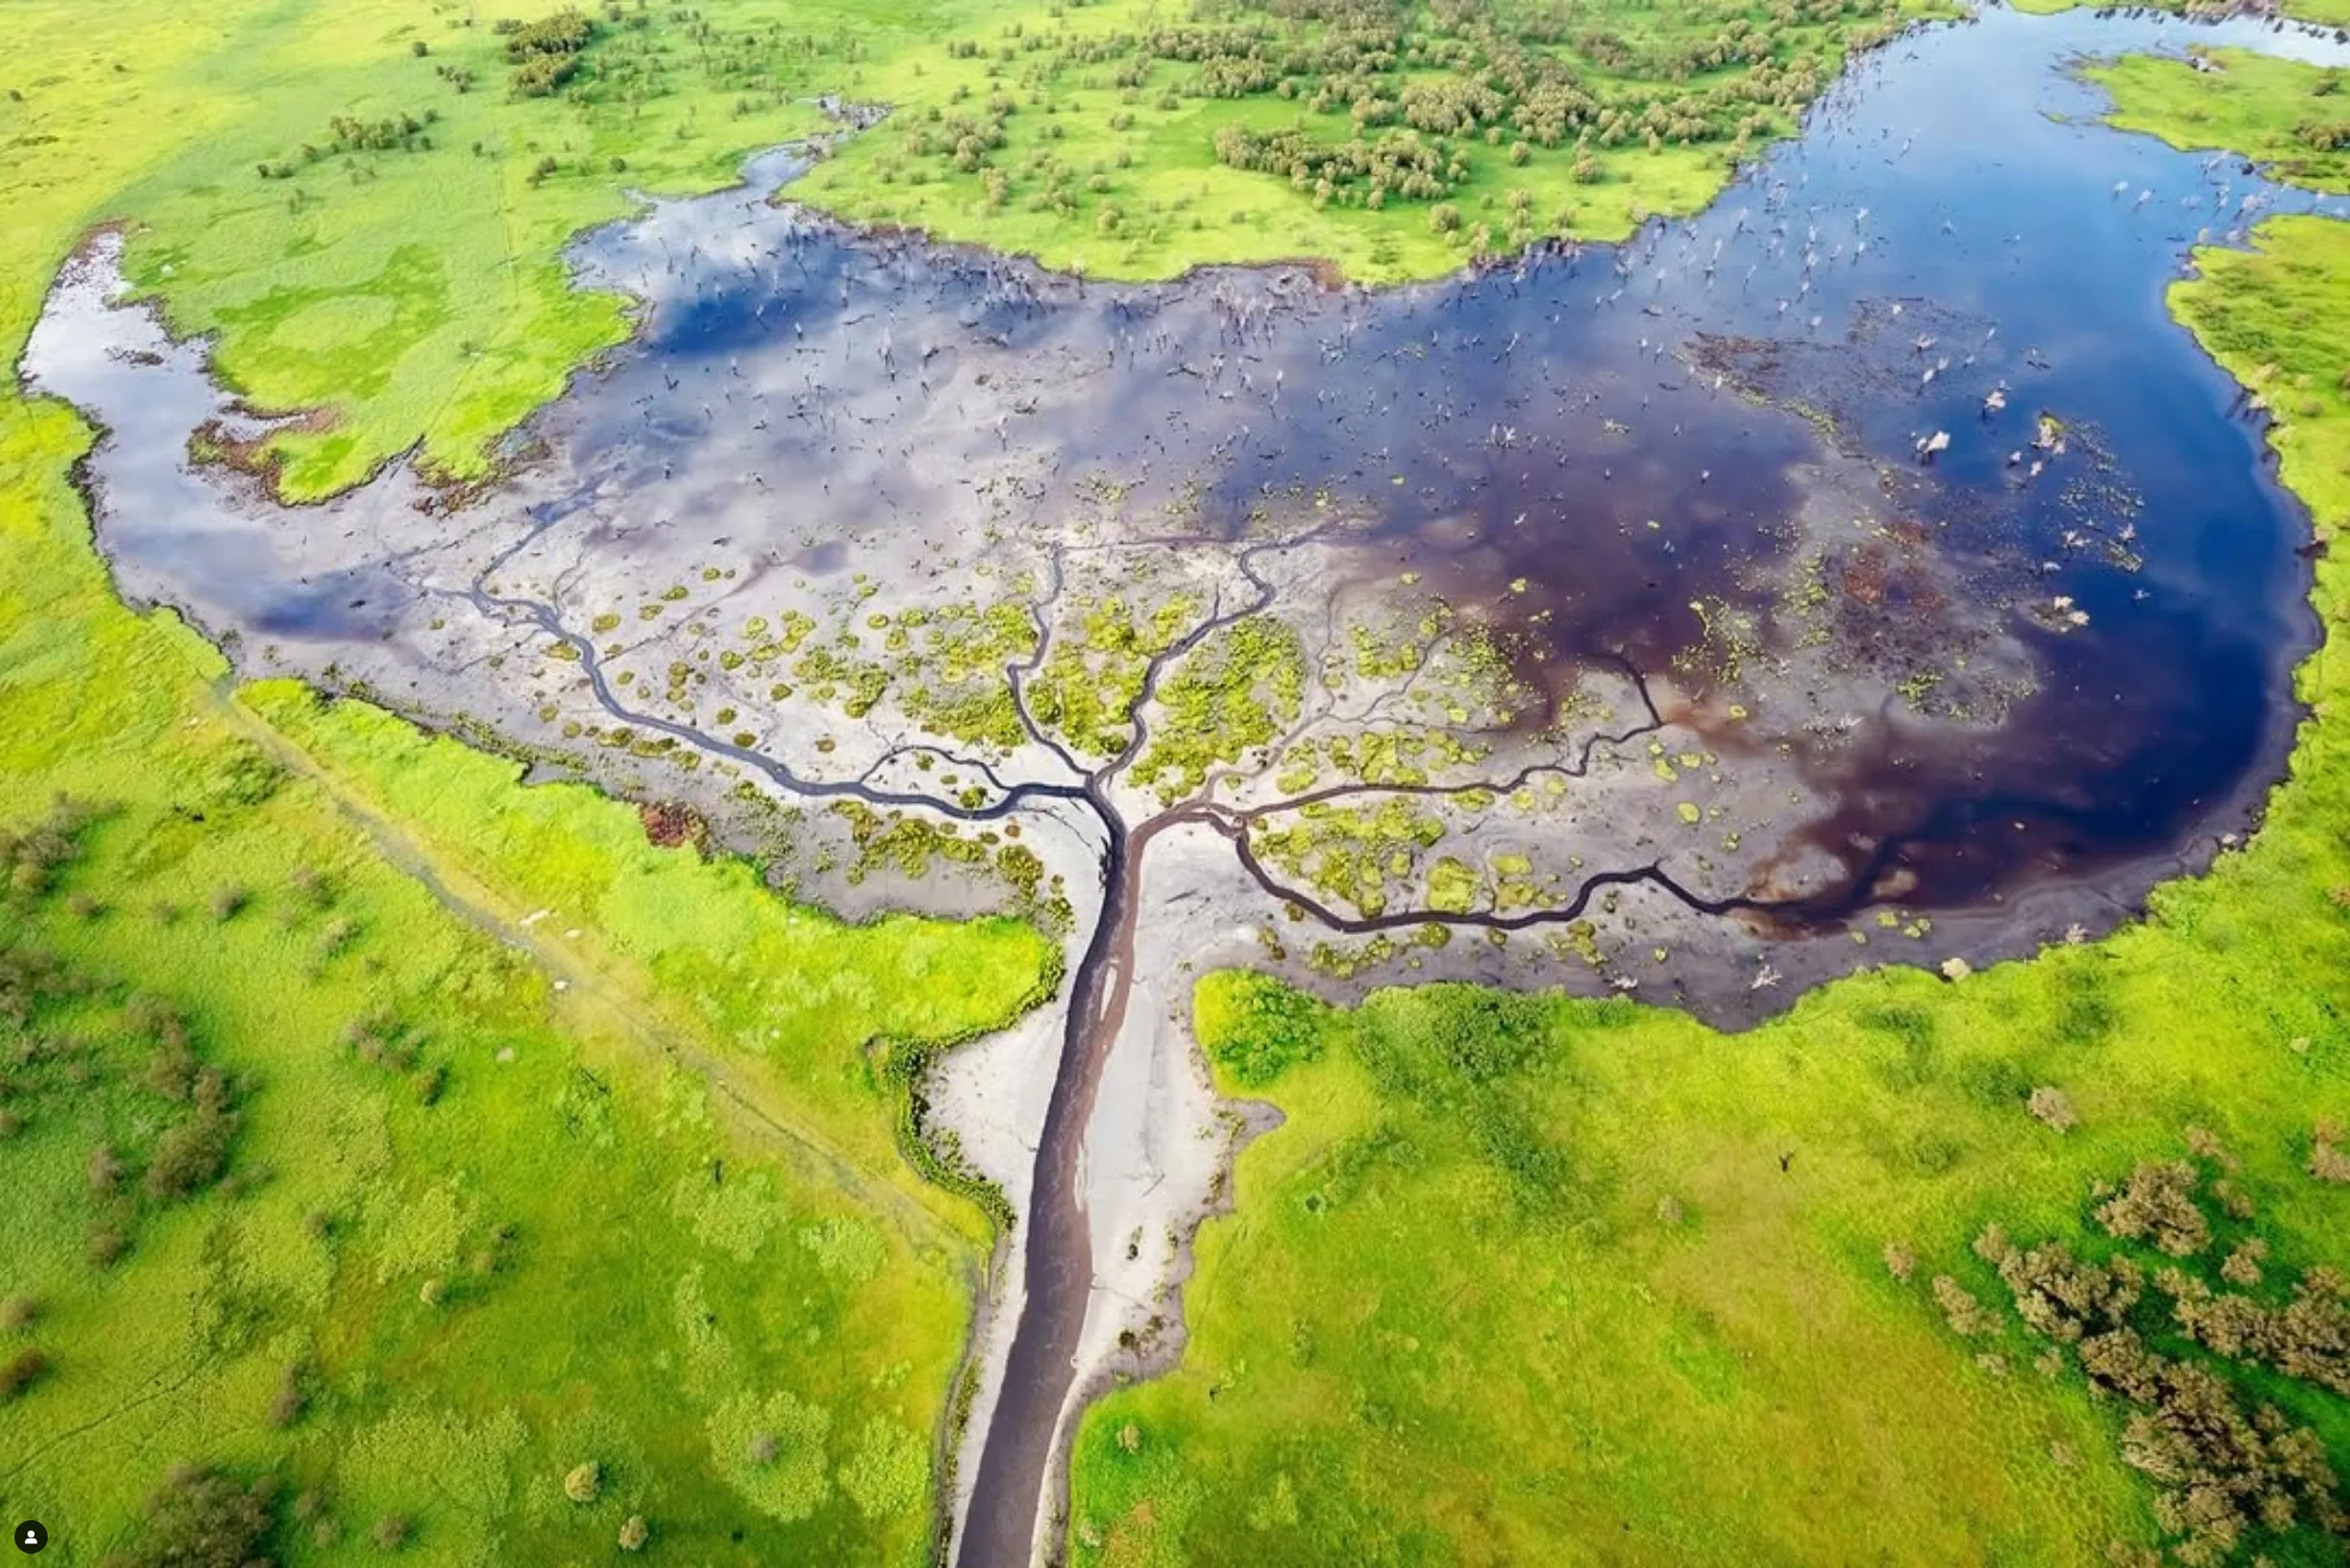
left=1944, top=1141, right=2350, bottom=1566
left=320, top=110, right=438, bottom=154
left=497, top=10, right=598, bottom=97
left=1211, top=122, right=1459, bottom=205
left=98, top=1464, right=279, bottom=1568
left=256, top=109, right=444, bottom=179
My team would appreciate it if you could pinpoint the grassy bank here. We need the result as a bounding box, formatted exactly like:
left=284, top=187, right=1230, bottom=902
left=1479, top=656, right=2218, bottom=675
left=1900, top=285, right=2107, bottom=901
left=2012, top=0, right=2350, bottom=26
left=797, top=0, right=1950, bottom=284
left=2087, top=49, right=2350, bottom=195
left=1066, top=54, right=2350, bottom=1568
left=0, top=4, right=1060, bottom=1558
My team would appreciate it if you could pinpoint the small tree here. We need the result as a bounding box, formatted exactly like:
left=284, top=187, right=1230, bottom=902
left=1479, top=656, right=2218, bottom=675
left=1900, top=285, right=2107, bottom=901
left=0, top=1347, right=48, bottom=1402
left=563, top=1461, right=601, bottom=1504
left=116, top=1463, right=278, bottom=1568
left=2027, top=1086, right=2078, bottom=1134
left=619, top=1514, right=649, bottom=1551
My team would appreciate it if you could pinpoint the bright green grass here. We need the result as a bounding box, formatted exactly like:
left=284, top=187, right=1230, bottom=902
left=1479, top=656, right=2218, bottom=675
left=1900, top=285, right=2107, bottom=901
left=0, top=396, right=1055, bottom=1562
left=797, top=0, right=1951, bottom=284
left=1066, top=88, right=2350, bottom=1568
left=243, top=680, right=1055, bottom=1209
left=2089, top=50, right=2350, bottom=195
left=0, top=0, right=1003, bottom=498
left=0, top=10, right=1055, bottom=1557
left=2011, top=0, right=2350, bottom=23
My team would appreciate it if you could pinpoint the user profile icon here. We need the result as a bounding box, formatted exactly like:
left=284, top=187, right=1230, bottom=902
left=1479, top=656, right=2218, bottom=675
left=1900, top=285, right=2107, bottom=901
left=12, top=1519, right=46, bottom=1556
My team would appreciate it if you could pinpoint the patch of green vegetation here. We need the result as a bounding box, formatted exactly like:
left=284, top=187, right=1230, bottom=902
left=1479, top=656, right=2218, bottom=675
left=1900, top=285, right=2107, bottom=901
left=1249, top=798, right=1447, bottom=919
left=801, top=0, right=1954, bottom=282
left=901, top=600, right=1041, bottom=751
left=1131, top=615, right=1304, bottom=802
left=2090, top=52, right=2350, bottom=196
left=0, top=673, right=1055, bottom=1561
left=1026, top=593, right=1199, bottom=758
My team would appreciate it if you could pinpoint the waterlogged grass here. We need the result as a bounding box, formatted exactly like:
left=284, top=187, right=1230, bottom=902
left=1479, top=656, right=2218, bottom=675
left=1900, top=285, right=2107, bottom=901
left=2089, top=50, right=2350, bottom=195
left=2012, top=0, right=2350, bottom=23
left=1066, top=129, right=2350, bottom=1568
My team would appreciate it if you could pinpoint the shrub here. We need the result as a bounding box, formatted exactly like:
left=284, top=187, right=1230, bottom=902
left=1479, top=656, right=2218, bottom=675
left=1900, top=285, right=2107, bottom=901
left=144, top=1091, right=237, bottom=1202
left=87, top=1142, right=124, bottom=1195
left=0, top=1295, right=36, bottom=1333
left=371, top=1514, right=412, bottom=1550
left=2027, top=1086, right=2078, bottom=1134
left=563, top=1461, right=601, bottom=1503
left=86, top=1224, right=129, bottom=1268
left=619, top=1515, right=648, bottom=1551
left=268, top=1362, right=307, bottom=1428
left=110, top=1463, right=277, bottom=1568
left=0, top=1348, right=48, bottom=1402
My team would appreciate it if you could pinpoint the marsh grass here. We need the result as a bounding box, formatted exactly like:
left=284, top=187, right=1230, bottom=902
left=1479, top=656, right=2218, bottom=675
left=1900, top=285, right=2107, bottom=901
left=2090, top=50, right=2350, bottom=196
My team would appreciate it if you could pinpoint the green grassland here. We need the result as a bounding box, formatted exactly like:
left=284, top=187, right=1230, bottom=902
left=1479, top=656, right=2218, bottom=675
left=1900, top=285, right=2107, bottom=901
left=2087, top=51, right=2350, bottom=195
left=0, top=6, right=1063, bottom=1559
left=1066, top=52, right=2350, bottom=1568
left=0, top=425, right=1055, bottom=1563
left=796, top=0, right=1947, bottom=284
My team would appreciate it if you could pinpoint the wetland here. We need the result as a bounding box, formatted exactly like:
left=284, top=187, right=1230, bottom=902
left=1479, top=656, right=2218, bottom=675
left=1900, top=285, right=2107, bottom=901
left=17, top=3, right=2350, bottom=1563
